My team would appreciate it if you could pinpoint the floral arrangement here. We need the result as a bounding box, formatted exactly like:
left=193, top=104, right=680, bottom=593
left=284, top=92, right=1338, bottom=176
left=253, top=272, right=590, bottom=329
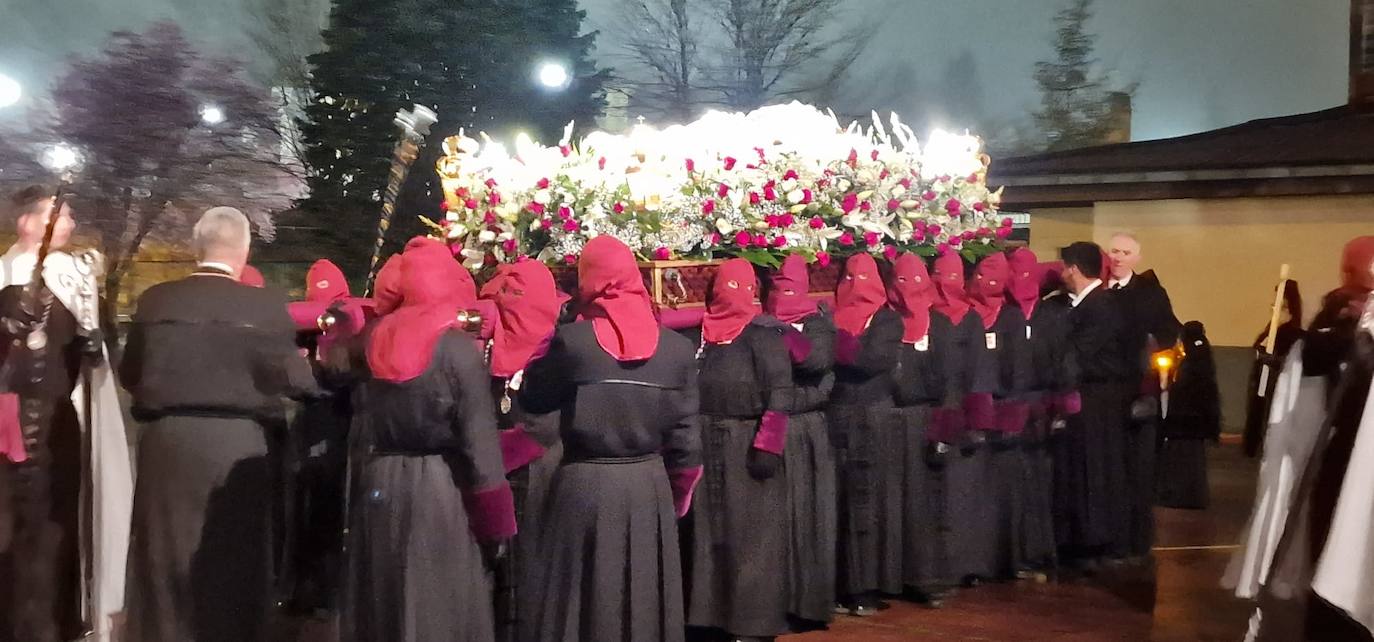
left=427, top=102, right=1010, bottom=271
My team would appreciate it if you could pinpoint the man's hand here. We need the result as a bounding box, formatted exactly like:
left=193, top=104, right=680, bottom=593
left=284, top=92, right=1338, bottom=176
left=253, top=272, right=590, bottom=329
left=0, top=308, right=38, bottom=338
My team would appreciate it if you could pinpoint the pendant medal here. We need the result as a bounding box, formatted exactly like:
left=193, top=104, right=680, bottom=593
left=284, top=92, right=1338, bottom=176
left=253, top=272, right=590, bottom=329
left=500, top=393, right=513, bottom=415
left=26, top=329, right=46, bottom=351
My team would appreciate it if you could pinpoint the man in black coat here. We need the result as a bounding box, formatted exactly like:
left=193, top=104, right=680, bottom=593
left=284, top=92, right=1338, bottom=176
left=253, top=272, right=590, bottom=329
left=1055, top=242, right=1131, bottom=568
left=120, top=206, right=319, bottom=642
left=1106, top=232, right=1181, bottom=560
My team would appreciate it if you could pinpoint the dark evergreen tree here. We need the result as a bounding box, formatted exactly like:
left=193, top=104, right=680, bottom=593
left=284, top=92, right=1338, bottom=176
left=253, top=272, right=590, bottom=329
left=296, top=0, right=605, bottom=283
left=1032, top=0, right=1135, bottom=152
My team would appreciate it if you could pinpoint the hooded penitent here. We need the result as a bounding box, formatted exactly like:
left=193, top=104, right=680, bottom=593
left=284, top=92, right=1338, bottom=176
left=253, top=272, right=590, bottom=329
left=970, top=253, right=1010, bottom=330
left=366, top=237, right=478, bottom=382
left=887, top=252, right=936, bottom=344
left=484, top=260, right=565, bottom=378
left=1007, top=247, right=1043, bottom=318
left=932, top=251, right=971, bottom=325
left=765, top=254, right=818, bottom=324
left=577, top=236, right=659, bottom=361
left=703, top=258, right=761, bottom=344
left=306, top=259, right=350, bottom=302
left=833, top=253, right=886, bottom=337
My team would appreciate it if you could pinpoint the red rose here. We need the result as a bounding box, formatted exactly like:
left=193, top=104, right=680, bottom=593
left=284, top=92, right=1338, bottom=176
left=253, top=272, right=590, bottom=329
left=456, top=187, right=470, bottom=198
left=879, top=169, right=890, bottom=180
left=860, top=201, right=872, bottom=212
left=735, top=230, right=752, bottom=247
left=440, top=201, right=450, bottom=211
left=900, top=178, right=912, bottom=189
left=912, top=229, right=926, bottom=242
left=710, top=232, right=722, bottom=245
left=968, top=173, right=980, bottom=184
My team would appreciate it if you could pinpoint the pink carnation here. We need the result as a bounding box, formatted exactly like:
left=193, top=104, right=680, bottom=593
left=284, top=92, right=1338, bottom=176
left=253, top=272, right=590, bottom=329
left=483, top=211, right=497, bottom=225
left=883, top=245, right=898, bottom=260
left=488, top=192, right=502, bottom=205
left=801, top=189, right=814, bottom=204
left=764, top=184, right=778, bottom=201
left=685, top=158, right=696, bottom=172
left=536, top=177, right=550, bottom=189
left=871, top=150, right=881, bottom=161
left=839, top=232, right=855, bottom=247
left=598, top=157, right=606, bottom=170
left=465, top=198, right=479, bottom=210
left=860, top=201, right=872, bottom=212
left=842, top=193, right=859, bottom=213
left=928, top=224, right=943, bottom=237
left=773, top=236, right=788, bottom=248
left=816, top=251, right=831, bottom=267
left=1001, top=217, right=1014, bottom=228
left=753, top=233, right=768, bottom=246
left=528, top=201, right=546, bottom=215
left=559, top=145, right=571, bottom=157
left=945, top=199, right=962, bottom=215
left=653, top=247, right=671, bottom=260
left=540, top=218, right=552, bottom=230
left=922, top=190, right=938, bottom=201
left=485, top=178, right=498, bottom=188
left=809, top=216, right=824, bottom=230
left=558, top=205, right=572, bottom=219
left=962, top=230, right=975, bottom=240
left=564, top=254, right=577, bottom=265
left=863, top=231, right=880, bottom=246
left=996, top=226, right=1013, bottom=239
left=613, top=202, right=625, bottom=214
left=912, top=229, right=926, bottom=242
left=710, top=232, right=722, bottom=245
left=949, top=237, right=963, bottom=247
left=968, top=173, right=980, bottom=184
left=972, top=202, right=987, bottom=212
left=749, top=192, right=761, bottom=205
left=900, top=178, right=912, bottom=189
left=784, top=169, right=799, bottom=181
left=563, top=219, right=580, bottom=232
left=717, top=183, right=729, bottom=198
left=501, top=238, right=518, bottom=253
left=937, top=242, right=951, bottom=255
left=702, top=200, right=716, bottom=215
left=723, top=157, right=737, bottom=170
left=734, top=230, right=752, bottom=247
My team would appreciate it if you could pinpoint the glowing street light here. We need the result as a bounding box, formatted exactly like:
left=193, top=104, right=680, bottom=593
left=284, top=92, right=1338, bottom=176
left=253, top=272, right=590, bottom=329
left=41, top=144, right=81, bottom=172
left=537, top=62, right=569, bottom=90
left=200, top=104, right=226, bottom=125
left=0, top=73, right=21, bottom=109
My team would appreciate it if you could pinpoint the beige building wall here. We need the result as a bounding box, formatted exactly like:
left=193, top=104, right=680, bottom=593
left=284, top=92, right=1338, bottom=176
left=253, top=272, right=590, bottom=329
left=1028, top=195, right=1374, bottom=347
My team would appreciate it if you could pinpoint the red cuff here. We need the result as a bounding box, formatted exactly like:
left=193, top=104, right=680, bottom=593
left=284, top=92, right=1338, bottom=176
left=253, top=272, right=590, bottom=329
left=753, top=410, right=788, bottom=455
left=1056, top=391, right=1082, bottom=416
left=659, top=308, right=705, bottom=331
left=668, top=466, right=703, bottom=518
left=782, top=329, right=812, bottom=364
left=835, top=330, right=861, bottom=366
left=928, top=406, right=965, bottom=444
left=995, top=400, right=1030, bottom=435
left=499, top=425, right=547, bottom=474
left=963, top=392, right=996, bottom=432
left=462, top=483, right=517, bottom=543
left=0, top=393, right=27, bottom=463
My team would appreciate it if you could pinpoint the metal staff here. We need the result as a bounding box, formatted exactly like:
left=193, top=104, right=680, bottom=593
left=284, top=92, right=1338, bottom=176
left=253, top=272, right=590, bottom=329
left=362, top=105, right=437, bottom=296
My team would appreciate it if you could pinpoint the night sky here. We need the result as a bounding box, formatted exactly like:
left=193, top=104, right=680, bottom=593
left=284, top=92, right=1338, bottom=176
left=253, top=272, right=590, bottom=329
left=0, top=0, right=1352, bottom=142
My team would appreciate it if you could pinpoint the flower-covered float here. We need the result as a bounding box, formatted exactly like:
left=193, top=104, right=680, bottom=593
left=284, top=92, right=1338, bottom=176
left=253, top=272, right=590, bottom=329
left=427, top=102, right=1010, bottom=306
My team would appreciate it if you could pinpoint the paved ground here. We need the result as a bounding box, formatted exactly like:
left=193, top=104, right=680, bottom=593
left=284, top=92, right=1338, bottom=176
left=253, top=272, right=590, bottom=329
left=287, top=441, right=1259, bottom=642
left=799, top=441, right=1258, bottom=642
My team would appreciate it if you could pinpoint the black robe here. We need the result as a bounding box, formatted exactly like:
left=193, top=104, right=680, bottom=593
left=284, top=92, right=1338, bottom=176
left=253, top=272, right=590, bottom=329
left=341, top=330, right=509, bottom=642
left=1108, top=271, right=1180, bottom=559
left=828, top=307, right=903, bottom=597
left=120, top=272, right=318, bottom=642
left=891, top=311, right=960, bottom=592
left=1012, top=300, right=1072, bottom=569
left=759, top=311, right=837, bottom=625
left=947, top=304, right=1028, bottom=581
left=1055, top=285, right=1130, bottom=558
left=689, top=321, right=793, bottom=637
left=491, top=372, right=562, bottom=642
left=1157, top=328, right=1220, bottom=510
left=519, top=322, right=700, bottom=642
left=1243, top=324, right=1304, bottom=458
left=0, top=286, right=84, bottom=642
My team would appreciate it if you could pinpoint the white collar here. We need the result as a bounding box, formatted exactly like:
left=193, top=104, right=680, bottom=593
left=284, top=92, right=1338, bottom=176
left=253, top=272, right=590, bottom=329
left=196, top=261, right=237, bottom=278
left=1108, top=272, right=1134, bottom=289
left=1070, top=279, right=1103, bottom=308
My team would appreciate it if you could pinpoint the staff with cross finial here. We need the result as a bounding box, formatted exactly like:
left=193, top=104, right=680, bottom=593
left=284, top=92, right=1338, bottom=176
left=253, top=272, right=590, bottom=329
left=363, top=105, right=437, bottom=296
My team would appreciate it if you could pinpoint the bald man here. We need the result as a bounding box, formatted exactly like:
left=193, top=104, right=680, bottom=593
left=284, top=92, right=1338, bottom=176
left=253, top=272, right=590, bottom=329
left=1105, top=232, right=1181, bottom=562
